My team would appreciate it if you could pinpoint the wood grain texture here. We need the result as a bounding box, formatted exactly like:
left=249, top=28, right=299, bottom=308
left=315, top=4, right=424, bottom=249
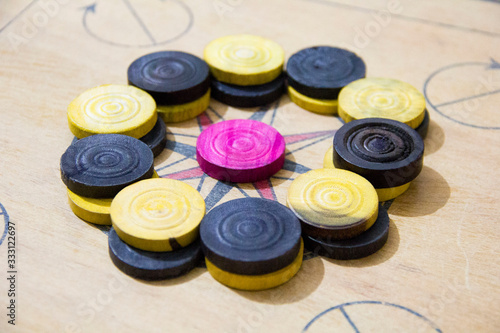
left=0, top=0, right=499, bottom=332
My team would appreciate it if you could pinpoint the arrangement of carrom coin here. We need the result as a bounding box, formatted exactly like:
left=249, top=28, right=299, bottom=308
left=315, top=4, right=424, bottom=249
left=5, top=1, right=497, bottom=331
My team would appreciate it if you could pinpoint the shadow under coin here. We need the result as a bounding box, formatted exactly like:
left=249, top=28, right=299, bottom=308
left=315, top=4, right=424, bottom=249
left=137, top=266, right=206, bottom=287
left=322, top=218, right=400, bottom=268
left=424, top=119, right=445, bottom=156
left=389, top=165, right=450, bottom=217
left=235, top=256, right=324, bottom=305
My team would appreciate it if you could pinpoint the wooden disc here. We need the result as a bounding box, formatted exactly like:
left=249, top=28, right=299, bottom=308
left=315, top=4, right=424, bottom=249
left=108, top=228, right=202, bottom=281
left=286, top=46, right=366, bottom=100
left=333, top=118, right=425, bottom=188
left=204, top=34, right=284, bottom=85
left=128, top=51, right=210, bottom=105
left=67, top=84, right=157, bottom=139
left=67, top=189, right=113, bottom=225
left=416, top=109, right=430, bottom=139
left=205, top=239, right=303, bottom=291
left=139, top=117, right=167, bottom=157
left=60, top=134, right=155, bottom=198
left=304, top=205, right=389, bottom=260
left=110, top=178, right=205, bottom=252
left=323, top=146, right=411, bottom=201
left=67, top=170, right=159, bottom=225
left=288, top=86, right=338, bottom=115
left=157, top=89, right=210, bottom=123
left=338, top=77, right=426, bottom=129
left=287, top=168, right=379, bottom=239
left=211, top=74, right=285, bottom=108
left=196, top=119, right=286, bottom=183
left=323, top=145, right=335, bottom=169
left=199, top=198, right=302, bottom=275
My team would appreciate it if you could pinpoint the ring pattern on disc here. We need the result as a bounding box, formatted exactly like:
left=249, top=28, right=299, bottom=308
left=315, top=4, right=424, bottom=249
left=108, top=228, right=202, bottom=281
left=200, top=198, right=302, bottom=275
left=60, top=134, right=154, bottom=198
left=286, top=46, right=366, bottom=100
left=333, top=118, right=424, bottom=188
left=110, top=178, right=205, bottom=252
left=287, top=168, right=378, bottom=240
left=204, top=35, right=285, bottom=85
left=338, top=77, right=426, bottom=129
left=67, top=84, right=157, bottom=139
left=196, top=119, right=286, bottom=183
left=128, top=51, right=210, bottom=105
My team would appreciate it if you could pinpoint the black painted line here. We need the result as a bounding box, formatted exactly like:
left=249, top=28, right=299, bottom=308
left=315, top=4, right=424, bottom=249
left=339, top=306, right=360, bottom=333
left=156, top=156, right=190, bottom=172
left=269, top=98, right=282, bottom=126
left=434, top=87, right=500, bottom=108
left=0, top=0, right=38, bottom=34
left=285, top=133, right=334, bottom=156
left=122, top=0, right=156, bottom=44
left=302, top=0, right=500, bottom=38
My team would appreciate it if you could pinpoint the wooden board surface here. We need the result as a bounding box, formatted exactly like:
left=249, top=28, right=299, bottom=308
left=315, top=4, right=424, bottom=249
left=1, top=0, right=500, bottom=332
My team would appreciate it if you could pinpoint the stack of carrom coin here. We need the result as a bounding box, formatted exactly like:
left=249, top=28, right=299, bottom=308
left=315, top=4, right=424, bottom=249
left=204, top=35, right=285, bottom=108
left=286, top=46, right=366, bottom=115
left=287, top=168, right=390, bottom=260
left=128, top=51, right=211, bottom=123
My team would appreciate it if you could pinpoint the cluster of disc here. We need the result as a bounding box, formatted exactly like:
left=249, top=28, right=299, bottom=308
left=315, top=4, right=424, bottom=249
left=60, top=34, right=431, bottom=289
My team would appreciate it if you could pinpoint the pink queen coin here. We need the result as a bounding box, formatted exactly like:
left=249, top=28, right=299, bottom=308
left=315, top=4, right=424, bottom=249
left=196, top=119, right=286, bottom=183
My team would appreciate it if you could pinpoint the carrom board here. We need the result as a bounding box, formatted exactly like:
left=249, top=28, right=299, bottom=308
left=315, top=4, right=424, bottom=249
left=0, top=0, right=499, bottom=332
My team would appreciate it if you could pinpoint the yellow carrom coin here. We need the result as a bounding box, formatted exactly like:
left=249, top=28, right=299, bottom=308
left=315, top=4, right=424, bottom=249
left=323, top=145, right=335, bottom=169
left=205, top=239, right=303, bottom=291
left=67, top=171, right=159, bottom=225
left=204, top=34, right=284, bottom=86
left=288, top=86, right=338, bottom=115
left=338, top=77, right=426, bottom=129
left=157, top=89, right=210, bottom=123
left=287, top=168, right=378, bottom=239
left=322, top=146, right=411, bottom=202
left=68, top=189, right=113, bottom=225
left=68, top=84, right=157, bottom=139
left=110, top=178, right=205, bottom=252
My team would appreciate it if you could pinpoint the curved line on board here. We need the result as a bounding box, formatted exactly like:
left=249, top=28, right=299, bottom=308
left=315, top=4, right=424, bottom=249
left=0, top=203, right=10, bottom=246
left=423, top=61, right=500, bottom=130
left=303, top=300, right=442, bottom=332
left=82, top=0, right=193, bottom=48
